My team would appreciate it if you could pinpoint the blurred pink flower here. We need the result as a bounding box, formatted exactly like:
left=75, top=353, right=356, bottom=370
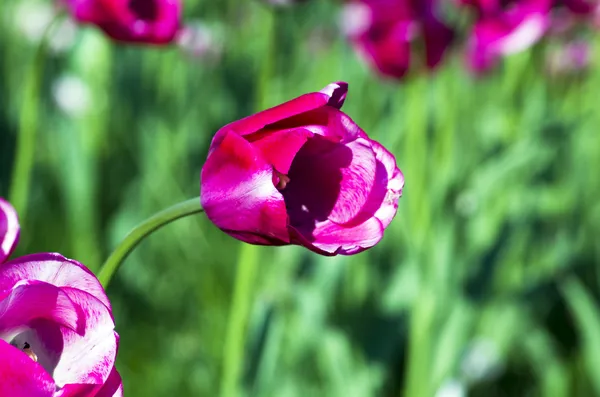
left=62, top=0, right=181, bottom=44
left=200, top=82, right=404, bottom=255
left=0, top=199, right=122, bottom=397
left=461, top=0, right=552, bottom=71
left=342, top=0, right=454, bottom=80
left=547, top=39, right=591, bottom=74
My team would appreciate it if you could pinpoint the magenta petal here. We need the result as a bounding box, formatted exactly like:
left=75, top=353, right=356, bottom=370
left=249, top=128, right=312, bottom=174
left=0, top=253, right=112, bottom=310
left=56, top=366, right=123, bottom=397
left=370, top=141, right=404, bottom=229
left=96, top=367, right=123, bottom=397
left=50, top=289, right=117, bottom=386
left=319, top=82, right=348, bottom=109
left=201, top=130, right=290, bottom=245
left=224, top=83, right=348, bottom=138
left=264, top=106, right=368, bottom=143
left=326, top=138, right=378, bottom=225
left=309, top=217, right=385, bottom=255
left=0, top=198, right=20, bottom=264
left=0, top=339, right=56, bottom=397
left=0, top=281, right=80, bottom=336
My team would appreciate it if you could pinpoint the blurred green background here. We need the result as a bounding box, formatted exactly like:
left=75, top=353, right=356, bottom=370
left=2, top=1, right=600, bottom=396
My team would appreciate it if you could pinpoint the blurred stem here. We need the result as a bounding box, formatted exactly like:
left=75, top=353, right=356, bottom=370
left=97, top=198, right=204, bottom=288
left=9, top=14, right=63, bottom=220
left=220, top=244, right=260, bottom=397
left=403, top=76, right=435, bottom=397
left=220, top=8, right=275, bottom=397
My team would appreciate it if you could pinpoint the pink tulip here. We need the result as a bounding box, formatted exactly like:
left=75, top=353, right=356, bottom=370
left=0, top=199, right=122, bottom=397
left=61, top=0, right=181, bottom=44
left=342, top=0, right=454, bottom=80
left=460, top=0, right=552, bottom=71
left=201, top=82, right=404, bottom=256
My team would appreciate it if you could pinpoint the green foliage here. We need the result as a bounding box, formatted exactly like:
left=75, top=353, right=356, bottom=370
left=1, top=1, right=600, bottom=396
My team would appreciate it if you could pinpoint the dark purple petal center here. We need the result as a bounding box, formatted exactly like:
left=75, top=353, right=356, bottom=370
left=281, top=136, right=352, bottom=239
left=128, top=0, right=159, bottom=21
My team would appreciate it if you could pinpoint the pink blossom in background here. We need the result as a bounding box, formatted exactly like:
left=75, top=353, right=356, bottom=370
left=201, top=82, right=404, bottom=256
left=461, top=0, right=552, bottom=71
left=341, top=0, right=454, bottom=80
left=0, top=199, right=122, bottom=397
left=546, top=39, right=591, bottom=75
left=61, top=0, right=181, bottom=44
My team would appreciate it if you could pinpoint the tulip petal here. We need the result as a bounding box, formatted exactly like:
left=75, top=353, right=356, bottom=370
left=248, top=128, right=312, bottom=174
left=261, top=106, right=367, bottom=143
left=0, top=339, right=56, bottom=397
left=283, top=136, right=354, bottom=232
left=307, top=217, right=385, bottom=255
left=0, top=253, right=112, bottom=310
left=201, top=130, right=290, bottom=245
left=50, top=289, right=117, bottom=387
left=0, top=198, right=20, bottom=264
left=224, top=83, right=348, bottom=137
left=57, top=366, right=123, bottom=397
left=0, top=281, right=80, bottom=338
left=319, top=82, right=348, bottom=109
left=370, top=141, right=404, bottom=229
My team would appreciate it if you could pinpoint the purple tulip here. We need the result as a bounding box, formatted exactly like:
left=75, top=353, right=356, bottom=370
left=342, top=0, right=454, bottom=80
left=461, top=0, right=552, bottom=71
left=0, top=199, right=122, bottom=397
left=61, top=0, right=181, bottom=44
left=200, top=82, right=404, bottom=256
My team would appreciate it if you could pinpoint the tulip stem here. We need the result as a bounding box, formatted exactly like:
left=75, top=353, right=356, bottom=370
left=9, top=13, right=64, bottom=222
left=97, top=198, right=204, bottom=288
left=220, top=244, right=260, bottom=397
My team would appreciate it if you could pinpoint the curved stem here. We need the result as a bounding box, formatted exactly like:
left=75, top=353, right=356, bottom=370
left=9, top=14, right=63, bottom=220
left=97, top=198, right=204, bottom=288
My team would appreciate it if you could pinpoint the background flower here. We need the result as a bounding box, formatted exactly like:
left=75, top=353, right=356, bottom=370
left=61, top=0, right=181, bottom=44
left=342, top=0, right=454, bottom=79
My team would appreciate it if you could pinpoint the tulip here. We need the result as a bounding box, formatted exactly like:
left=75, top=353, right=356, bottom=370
left=460, top=0, right=552, bottom=71
left=201, top=82, right=404, bottom=255
left=0, top=199, right=122, bottom=397
left=61, top=0, right=181, bottom=44
left=341, top=0, right=454, bottom=79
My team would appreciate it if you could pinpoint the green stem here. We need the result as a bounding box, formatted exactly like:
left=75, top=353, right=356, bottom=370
left=220, top=8, right=276, bottom=396
left=219, top=244, right=261, bottom=397
left=9, top=14, right=63, bottom=220
left=97, top=198, right=204, bottom=288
